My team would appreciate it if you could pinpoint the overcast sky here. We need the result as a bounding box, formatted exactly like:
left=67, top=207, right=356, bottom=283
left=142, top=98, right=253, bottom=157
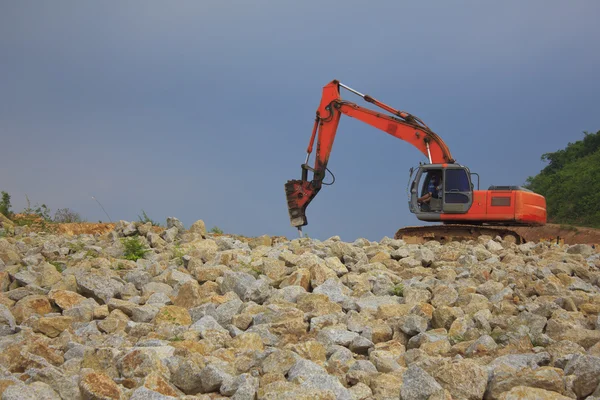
left=1, top=1, right=599, bottom=241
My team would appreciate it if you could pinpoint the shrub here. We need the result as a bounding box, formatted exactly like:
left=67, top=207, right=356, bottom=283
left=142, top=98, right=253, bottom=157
left=121, top=237, right=150, bottom=261
left=172, top=244, right=185, bottom=266
left=54, top=208, right=84, bottom=223
left=210, top=226, right=224, bottom=234
left=49, top=261, right=65, bottom=273
left=23, top=195, right=52, bottom=221
left=390, top=284, right=404, bottom=297
left=138, top=210, right=162, bottom=227
left=0, top=191, right=12, bottom=217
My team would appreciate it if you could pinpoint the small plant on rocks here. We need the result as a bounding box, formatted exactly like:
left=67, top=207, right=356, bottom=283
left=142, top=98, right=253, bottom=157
left=68, top=241, right=86, bottom=253
left=0, top=191, right=12, bottom=217
left=138, top=210, right=162, bottom=227
left=390, top=283, right=404, bottom=297
left=210, top=226, right=224, bottom=234
left=121, top=237, right=150, bottom=261
left=172, top=244, right=185, bottom=266
left=49, top=261, right=65, bottom=273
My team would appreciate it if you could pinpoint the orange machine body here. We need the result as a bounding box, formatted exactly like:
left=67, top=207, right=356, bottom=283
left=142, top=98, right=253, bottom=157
left=440, top=189, right=547, bottom=225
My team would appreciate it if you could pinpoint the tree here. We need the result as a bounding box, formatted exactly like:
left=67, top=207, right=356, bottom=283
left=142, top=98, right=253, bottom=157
left=525, top=130, right=600, bottom=228
left=0, top=191, right=12, bottom=217
left=54, top=208, right=84, bottom=223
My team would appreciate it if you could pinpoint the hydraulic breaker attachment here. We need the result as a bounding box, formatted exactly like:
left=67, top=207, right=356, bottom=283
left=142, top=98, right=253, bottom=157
left=285, top=179, right=319, bottom=228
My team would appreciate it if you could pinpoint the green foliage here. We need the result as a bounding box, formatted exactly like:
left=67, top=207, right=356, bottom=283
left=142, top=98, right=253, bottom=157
left=172, top=244, right=185, bottom=266
left=85, top=250, right=98, bottom=259
left=138, top=210, right=162, bottom=227
left=49, top=261, right=65, bottom=273
left=525, top=131, right=600, bottom=228
left=68, top=241, right=86, bottom=253
left=210, top=226, right=224, bottom=234
left=0, top=191, right=12, bottom=217
left=449, top=334, right=466, bottom=344
left=54, top=208, right=84, bottom=223
left=23, top=195, right=52, bottom=222
left=121, top=237, right=150, bottom=261
left=390, top=284, right=404, bottom=297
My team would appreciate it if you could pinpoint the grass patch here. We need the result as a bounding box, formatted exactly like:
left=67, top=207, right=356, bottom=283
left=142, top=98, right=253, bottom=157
left=49, top=261, right=65, bottom=273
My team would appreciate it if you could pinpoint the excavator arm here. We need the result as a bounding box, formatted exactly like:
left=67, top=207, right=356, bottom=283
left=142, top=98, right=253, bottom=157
left=285, top=79, right=455, bottom=230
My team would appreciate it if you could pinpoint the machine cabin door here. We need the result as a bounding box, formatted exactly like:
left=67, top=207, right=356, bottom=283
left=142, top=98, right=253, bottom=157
left=442, top=167, right=473, bottom=213
left=409, top=165, right=445, bottom=215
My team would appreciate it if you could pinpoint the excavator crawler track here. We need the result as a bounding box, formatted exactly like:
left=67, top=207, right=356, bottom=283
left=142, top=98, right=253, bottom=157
left=394, top=224, right=526, bottom=244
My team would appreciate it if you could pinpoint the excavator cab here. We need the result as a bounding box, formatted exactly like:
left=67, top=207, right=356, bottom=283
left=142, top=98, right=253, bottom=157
left=409, top=164, right=474, bottom=222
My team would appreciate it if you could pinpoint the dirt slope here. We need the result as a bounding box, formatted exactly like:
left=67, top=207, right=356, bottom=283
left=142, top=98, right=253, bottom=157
left=512, top=223, right=600, bottom=246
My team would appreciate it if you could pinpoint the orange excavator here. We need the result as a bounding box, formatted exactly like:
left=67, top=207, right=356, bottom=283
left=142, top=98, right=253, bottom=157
left=285, top=80, right=547, bottom=242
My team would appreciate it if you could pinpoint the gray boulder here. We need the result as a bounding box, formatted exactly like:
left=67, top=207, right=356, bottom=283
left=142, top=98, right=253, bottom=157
left=401, top=365, right=443, bottom=400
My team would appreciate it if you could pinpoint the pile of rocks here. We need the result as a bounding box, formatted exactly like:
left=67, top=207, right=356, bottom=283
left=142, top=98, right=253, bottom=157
left=0, top=217, right=599, bottom=399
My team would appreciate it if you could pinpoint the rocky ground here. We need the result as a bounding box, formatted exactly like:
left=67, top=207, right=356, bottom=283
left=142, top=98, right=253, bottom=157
left=0, top=217, right=599, bottom=400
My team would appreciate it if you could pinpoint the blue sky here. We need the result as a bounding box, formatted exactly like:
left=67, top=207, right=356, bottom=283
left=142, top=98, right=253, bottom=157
left=1, top=1, right=599, bottom=241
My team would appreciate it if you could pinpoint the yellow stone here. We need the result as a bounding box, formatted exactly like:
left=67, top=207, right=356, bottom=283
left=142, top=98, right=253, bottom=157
left=153, top=306, right=191, bottom=326
left=37, top=316, right=73, bottom=338
left=229, top=332, right=264, bottom=352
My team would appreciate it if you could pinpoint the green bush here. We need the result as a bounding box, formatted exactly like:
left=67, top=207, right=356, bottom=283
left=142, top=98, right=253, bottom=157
left=138, top=210, right=162, bottom=227
left=390, top=284, right=404, bottom=297
left=0, top=191, right=12, bottom=217
left=23, top=195, right=52, bottom=222
left=210, top=226, right=224, bottom=234
left=121, top=237, right=151, bottom=261
left=54, top=208, right=84, bottom=223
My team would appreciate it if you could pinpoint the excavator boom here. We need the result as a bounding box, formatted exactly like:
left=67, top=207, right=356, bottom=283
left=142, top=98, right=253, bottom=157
left=286, top=80, right=454, bottom=229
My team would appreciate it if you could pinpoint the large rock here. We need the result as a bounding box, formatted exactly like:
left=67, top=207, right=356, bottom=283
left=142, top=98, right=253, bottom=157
left=76, top=271, right=124, bottom=304
left=424, top=359, right=488, bottom=400
left=189, top=220, right=207, bottom=236
left=36, top=316, right=73, bottom=338
left=1, top=381, right=61, bottom=400
left=487, top=365, right=565, bottom=400
left=49, top=290, right=87, bottom=310
left=79, top=370, right=123, bottom=400
left=498, top=386, right=572, bottom=400
left=12, top=295, right=52, bottom=323
left=0, top=239, right=20, bottom=264
left=563, top=354, right=600, bottom=398
left=221, top=272, right=272, bottom=304
left=0, top=304, right=17, bottom=336
left=153, top=306, right=191, bottom=326
left=401, top=365, right=443, bottom=400
left=287, top=359, right=352, bottom=400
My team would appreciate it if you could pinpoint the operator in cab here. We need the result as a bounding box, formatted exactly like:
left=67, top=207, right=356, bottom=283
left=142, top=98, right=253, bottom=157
left=417, top=172, right=442, bottom=210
